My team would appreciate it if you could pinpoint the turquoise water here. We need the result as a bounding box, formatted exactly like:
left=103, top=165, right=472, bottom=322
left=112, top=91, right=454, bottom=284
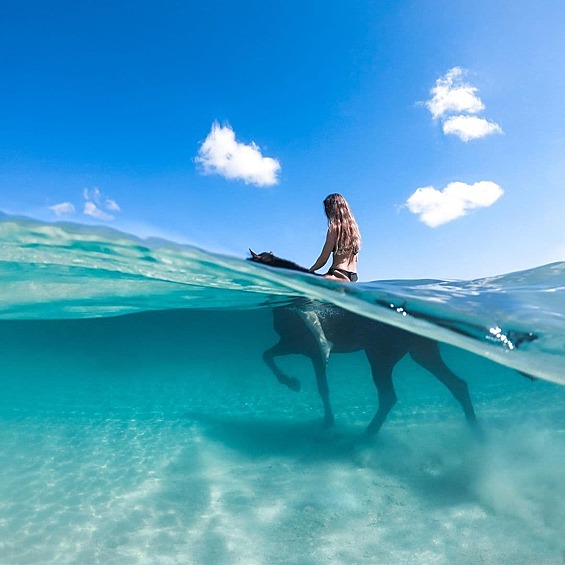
left=1, top=215, right=564, bottom=563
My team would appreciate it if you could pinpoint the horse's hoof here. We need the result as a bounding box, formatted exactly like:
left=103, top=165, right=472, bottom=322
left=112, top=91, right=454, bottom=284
left=469, top=421, right=486, bottom=442
left=324, top=415, right=335, bottom=428
left=287, top=377, right=301, bottom=392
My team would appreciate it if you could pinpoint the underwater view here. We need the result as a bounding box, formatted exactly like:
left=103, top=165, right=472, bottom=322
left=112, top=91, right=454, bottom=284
left=1, top=215, right=564, bottom=564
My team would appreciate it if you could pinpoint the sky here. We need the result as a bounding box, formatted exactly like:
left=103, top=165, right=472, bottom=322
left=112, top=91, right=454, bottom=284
left=1, top=0, right=564, bottom=281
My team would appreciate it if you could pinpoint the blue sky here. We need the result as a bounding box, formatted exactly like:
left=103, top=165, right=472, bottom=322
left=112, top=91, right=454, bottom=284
left=1, top=0, right=564, bottom=281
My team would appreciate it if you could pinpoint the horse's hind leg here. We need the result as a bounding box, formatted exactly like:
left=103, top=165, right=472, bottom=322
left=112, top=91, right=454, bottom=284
left=263, top=341, right=301, bottom=392
left=410, top=342, right=477, bottom=426
left=365, top=353, right=398, bottom=435
left=310, top=354, right=334, bottom=427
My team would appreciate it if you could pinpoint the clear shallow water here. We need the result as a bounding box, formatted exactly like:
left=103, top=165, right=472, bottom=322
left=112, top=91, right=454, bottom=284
left=1, top=215, right=564, bottom=563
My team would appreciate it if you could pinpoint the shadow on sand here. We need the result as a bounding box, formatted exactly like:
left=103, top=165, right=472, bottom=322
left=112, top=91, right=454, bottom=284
left=184, top=410, right=483, bottom=508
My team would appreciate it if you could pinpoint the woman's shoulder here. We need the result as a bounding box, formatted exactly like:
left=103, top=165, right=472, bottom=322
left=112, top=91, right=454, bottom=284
left=326, top=225, right=338, bottom=243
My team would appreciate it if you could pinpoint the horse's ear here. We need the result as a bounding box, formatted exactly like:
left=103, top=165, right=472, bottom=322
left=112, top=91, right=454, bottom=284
left=249, top=248, right=259, bottom=258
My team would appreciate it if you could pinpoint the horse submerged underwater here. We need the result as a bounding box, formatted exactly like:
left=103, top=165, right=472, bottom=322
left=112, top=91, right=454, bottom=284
left=248, top=250, right=485, bottom=436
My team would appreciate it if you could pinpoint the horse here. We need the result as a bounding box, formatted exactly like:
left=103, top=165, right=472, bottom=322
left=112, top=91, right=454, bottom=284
left=248, top=250, right=479, bottom=435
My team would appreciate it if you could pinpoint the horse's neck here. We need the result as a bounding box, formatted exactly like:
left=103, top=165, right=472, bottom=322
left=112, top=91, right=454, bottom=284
left=272, top=258, right=309, bottom=272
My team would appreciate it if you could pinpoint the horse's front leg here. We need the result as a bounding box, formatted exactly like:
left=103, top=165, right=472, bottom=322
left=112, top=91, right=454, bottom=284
left=310, top=354, right=334, bottom=427
left=263, top=341, right=301, bottom=392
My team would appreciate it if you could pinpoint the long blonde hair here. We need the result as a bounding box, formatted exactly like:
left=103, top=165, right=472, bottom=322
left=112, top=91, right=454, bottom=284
left=323, top=193, right=361, bottom=256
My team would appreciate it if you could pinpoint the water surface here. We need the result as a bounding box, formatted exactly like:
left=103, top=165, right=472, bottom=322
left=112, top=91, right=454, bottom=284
left=0, top=216, right=563, bottom=563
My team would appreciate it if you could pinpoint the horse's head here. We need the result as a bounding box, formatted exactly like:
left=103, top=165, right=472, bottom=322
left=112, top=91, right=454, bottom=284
left=248, top=249, right=311, bottom=273
left=248, top=249, right=275, bottom=265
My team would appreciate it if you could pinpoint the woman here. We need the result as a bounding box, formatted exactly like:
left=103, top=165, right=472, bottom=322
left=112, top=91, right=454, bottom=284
left=301, top=193, right=361, bottom=363
left=309, top=193, right=361, bottom=281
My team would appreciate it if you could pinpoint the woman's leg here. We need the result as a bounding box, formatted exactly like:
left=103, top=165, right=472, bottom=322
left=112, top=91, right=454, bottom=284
left=297, top=310, right=332, bottom=364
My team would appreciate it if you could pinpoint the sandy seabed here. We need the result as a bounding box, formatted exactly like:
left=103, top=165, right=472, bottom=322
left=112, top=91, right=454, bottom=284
left=0, top=311, right=563, bottom=564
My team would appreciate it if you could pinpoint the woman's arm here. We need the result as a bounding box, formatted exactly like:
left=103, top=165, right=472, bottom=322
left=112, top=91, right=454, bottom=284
left=309, top=228, right=337, bottom=272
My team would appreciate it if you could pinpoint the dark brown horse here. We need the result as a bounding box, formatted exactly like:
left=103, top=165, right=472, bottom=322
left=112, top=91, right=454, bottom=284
left=249, top=250, right=478, bottom=435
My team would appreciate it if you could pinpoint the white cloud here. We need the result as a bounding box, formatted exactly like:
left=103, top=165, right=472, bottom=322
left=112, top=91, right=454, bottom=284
left=84, top=201, right=115, bottom=221
left=82, top=188, right=120, bottom=221
left=424, top=67, right=503, bottom=141
left=405, top=181, right=504, bottom=227
left=46, top=188, right=120, bottom=222
left=49, top=202, right=76, bottom=216
left=105, top=198, right=121, bottom=212
left=83, top=187, right=102, bottom=203
left=426, top=67, right=485, bottom=119
left=442, top=115, right=503, bottom=142
left=196, top=122, right=281, bottom=187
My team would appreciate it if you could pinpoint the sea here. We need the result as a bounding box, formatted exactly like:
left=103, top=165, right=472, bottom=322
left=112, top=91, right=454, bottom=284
left=0, top=214, right=564, bottom=564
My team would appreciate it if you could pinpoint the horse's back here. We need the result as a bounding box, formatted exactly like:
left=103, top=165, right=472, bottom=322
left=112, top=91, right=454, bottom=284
left=272, top=302, right=434, bottom=358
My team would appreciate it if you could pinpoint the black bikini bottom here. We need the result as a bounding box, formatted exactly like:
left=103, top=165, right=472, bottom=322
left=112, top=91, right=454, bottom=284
left=327, top=267, right=358, bottom=282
